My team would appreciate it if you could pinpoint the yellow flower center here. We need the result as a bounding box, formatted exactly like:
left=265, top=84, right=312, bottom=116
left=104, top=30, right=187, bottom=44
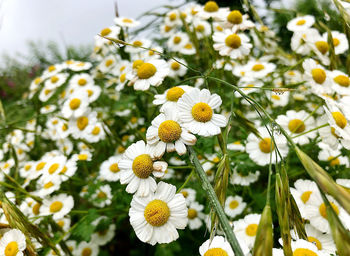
left=173, top=36, right=182, bottom=44
left=100, top=27, right=111, bottom=37
left=109, top=163, right=120, bottom=173
left=252, top=64, right=265, bottom=71
left=48, top=163, right=60, bottom=174
left=191, top=102, right=213, bottom=122
left=225, top=34, right=241, bottom=49
left=57, top=220, right=65, bottom=228
left=36, top=162, right=46, bottom=171
left=296, top=19, right=306, bottom=25
left=188, top=208, right=197, bottom=219
left=327, top=156, right=340, bottom=166
left=5, top=241, right=19, bottom=256
left=91, top=126, right=100, bottom=135
left=196, top=24, right=205, bottom=32
left=300, top=191, right=312, bottom=204
left=50, top=201, right=63, bottom=213
left=51, top=76, right=59, bottom=83
left=77, top=116, right=89, bottom=130
left=62, top=124, right=68, bottom=131
left=315, top=41, right=329, bottom=54
left=216, top=25, right=223, bottom=31
left=137, top=63, right=157, bottom=79
left=97, top=191, right=107, bottom=198
left=227, top=10, right=243, bottom=24
left=105, top=59, right=114, bottom=67
left=133, top=59, right=144, bottom=69
left=184, top=43, right=193, bottom=49
left=144, top=199, right=170, bottom=226
left=334, top=75, right=349, bottom=87
left=34, top=77, right=42, bottom=84
left=164, top=25, right=172, bottom=32
left=122, top=18, right=133, bottom=23
left=307, top=236, right=322, bottom=250
left=204, top=248, right=228, bottom=256
left=33, top=203, right=41, bottom=215
left=133, top=40, right=143, bottom=47
left=293, top=248, right=317, bottom=256
left=311, top=68, right=326, bottom=84
left=166, top=87, right=185, bottom=101
left=204, top=1, right=219, bottom=12
left=69, top=98, right=81, bottom=110
left=271, top=95, right=280, bottom=100
left=181, top=191, right=189, bottom=198
left=171, top=62, right=181, bottom=71
left=132, top=154, right=154, bottom=178
left=82, top=247, right=92, bottom=256
left=78, top=78, right=87, bottom=86
left=78, top=154, right=88, bottom=161
left=44, top=181, right=54, bottom=189
left=131, top=117, right=138, bottom=124
left=259, top=138, right=274, bottom=153
left=60, top=166, right=68, bottom=174
left=158, top=120, right=182, bottom=143
left=332, top=111, right=347, bottom=129
left=333, top=38, right=340, bottom=47
left=48, top=65, right=56, bottom=72
left=229, top=200, right=239, bottom=209
left=120, top=73, right=126, bottom=83
left=319, top=202, right=339, bottom=219
left=288, top=119, right=306, bottom=133
left=24, top=164, right=32, bottom=171
left=169, top=13, right=177, bottom=21
left=245, top=223, right=258, bottom=236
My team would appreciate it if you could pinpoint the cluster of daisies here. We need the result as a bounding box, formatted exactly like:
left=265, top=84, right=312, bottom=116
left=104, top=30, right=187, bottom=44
left=1, top=0, right=350, bottom=255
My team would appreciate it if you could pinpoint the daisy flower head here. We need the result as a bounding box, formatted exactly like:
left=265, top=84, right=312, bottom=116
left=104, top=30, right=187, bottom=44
left=114, top=17, right=140, bottom=28
left=40, top=104, right=57, bottom=114
left=222, top=10, right=254, bottom=32
left=126, top=59, right=169, bottom=91
left=290, top=179, right=318, bottom=218
left=234, top=213, right=261, bottom=249
left=318, top=142, right=349, bottom=168
left=74, top=241, right=99, bottom=256
left=41, top=194, right=74, bottom=220
left=199, top=235, right=249, bottom=256
left=61, top=91, right=89, bottom=119
left=192, top=19, right=211, bottom=39
left=129, top=181, right=188, bottom=245
left=180, top=188, right=196, bottom=205
left=187, top=201, right=205, bottom=230
left=198, top=1, right=229, bottom=21
left=324, top=30, right=348, bottom=54
left=330, top=70, right=350, bottom=95
left=291, top=28, right=320, bottom=55
left=287, top=15, right=315, bottom=32
left=69, top=61, right=92, bottom=72
left=69, top=111, right=97, bottom=139
left=99, top=155, right=122, bottom=181
left=309, top=36, right=330, bottom=65
left=213, top=30, right=252, bottom=59
left=168, top=58, right=187, bottom=78
left=98, top=55, right=118, bottom=74
left=69, top=73, right=94, bottom=89
left=235, top=78, right=263, bottom=97
left=324, top=98, right=350, bottom=140
left=177, top=88, right=227, bottom=137
left=119, top=140, right=167, bottom=197
left=164, top=10, right=182, bottom=27
left=43, top=73, right=68, bottom=90
left=302, top=58, right=331, bottom=95
left=230, top=169, right=260, bottom=186
left=146, top=106, right=196, bottom=158
left=125, top=38, right=151, bottom=54
left=227, top=140, right=245, bottom=151
left=276, top=110, right=316, bottom=145
left=92, top=184, right=112, bottom=208
left=0, top=229, right=26, bottom=256
left=42, top=64, right=64, bottom=79
left=246, top=126, right=289, bottom=166
left=167, top=32, right=189, bottom=52
left=38, top=86, right=56, bottom=102
left=224, top=195, right=246, bottom=218
left=245, top=59, right=276, bottom=78
left=153, top=85, right=193, bottom=112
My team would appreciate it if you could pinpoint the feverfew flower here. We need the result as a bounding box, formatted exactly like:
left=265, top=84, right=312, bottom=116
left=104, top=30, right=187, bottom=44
left=0, top=229, right=26, bottom=256
left=213, top=30, right=252, bottom=58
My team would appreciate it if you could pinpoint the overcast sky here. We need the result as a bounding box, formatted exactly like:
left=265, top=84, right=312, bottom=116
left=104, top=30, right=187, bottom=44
left=0, top=0, right=176, bottom=65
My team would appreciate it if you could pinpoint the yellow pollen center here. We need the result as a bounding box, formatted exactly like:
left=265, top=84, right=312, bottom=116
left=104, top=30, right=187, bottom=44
left=307, top=236, right=322, bottom=250
left=259, top=137, right=274, bottom=153
left=181, top=191, right=189, bottom=198
left=50, top=201, right=63, bottom=213
left=48, top=65, right=56, bottom=72
left=229, top=200, right=239, bottom=209
left=332, top=111, right=347, bottom=129
left=77, top=116, right=89, bottom=130
left=173, top=36, right=182, bottom=44
left=33, top=203, right=41, bottom=215
left=131, top=117, right=138, bottom=124
left=36, top=162, right=46, bottom=171
left=169, top=13, right=177, bottom=21
left=293, top=248, right=317, bottom=256
left=166, top=87, right=185, bottom=102
left=57, top=220, right=65, bottom=228
left=133, top=40, right=143, bottom=47
left=171, top=62, right=181, bottom=70
left=158, top=120, right=182, bottom=143
left=204, top=1, right=219, bottom=12
left=227, top=10, right=243, bottom=24
left=204, top=248, right=228, bottom=256
left=122, top=18, right=133, bottom=23
left=164, top=25, right=172, bottom=32
left=188, top=208, right=197, bottom=219
left=5, top=241, right=19, bottom=256
left=100, top=27, right=111, bottom=37
left=120, top=73, right=126, bottom=83
left=288, top=119, right=306, bottom=133
left=271, top=95, right=280, bottom=100
left=78, top=154, right=88, bottom=161
left=78, top=78, right=87, bottom=86
left=44, top=181, right=54, bottom=189
left=109, top=163, right=120, bottom=173
left=252, top=64, right=265, bottom=71
left=327, top=156, right=340, bottom=166
left=311, top=68, right=326, bottom=84
left=48, top=163, right=60, bottom=174
left=333, top=38, right=340, bottom=47
left=300, top=191, right=312, bottom=204
left=105, top=59, right=114, bottom=67
left=133, top=59, right=144, bottom=69
left=184, top=43, right=193, bottom=49
left=34, top=77, right=41, bottom=84
left=82, top=248, right=92, bottom=256
left=315, top=41, right=329, bottom=54
left=69, top=98, right=81, bottom=110
left=97, top=191, right=107, bottom=198
left=191, top=102, right=213, bottom=122
left=91, top=126, right=100, bottom=135
left=225, top=34, right=241, bottom=49
left=137, top=63, right=157, bottom=79
left=296, top=19, right=306, bottom=25
left=132, top=154, right=153, bottom=178
left=62, top=124, right=68, bottom=131
left=144, top=199, right=170, bottom=226
left=51, top=76, right=59, bottom=83
left=334, top=75, right=349, bottom=87
left=25, top=164, right=31, bottom=171
left=245, top=223, right=258, bottom=236
left=196, top=25, right=205, bottom=32
left=60, top=166, right=68, bottom=174
left=319, top=202, right=339, bottom=219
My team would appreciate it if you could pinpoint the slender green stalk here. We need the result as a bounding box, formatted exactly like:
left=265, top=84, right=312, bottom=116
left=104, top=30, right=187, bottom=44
left=292, top=123, right=328, bottom=138
left=188, top=146, right=244, bottom=256
left=177, top=169, right=195, bottom=193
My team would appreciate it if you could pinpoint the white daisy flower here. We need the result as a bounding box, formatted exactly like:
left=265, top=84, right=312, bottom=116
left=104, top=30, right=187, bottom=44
left=274, top=239, right=328, bottom=256
left=91, top=222, right=116, bottom=246
left=318, top=142, right=349, bottom=168
left=167, top=32, right=189, bottom=52
left=324, top=98, right=350, bottom=140
left=290, top=179, right=318, bottom=218
left=69, top=73, right=94, bottom=89
left=84, top=122, right=106, bottom=143
left=199, top=235, right=249, bottom=256
left=180, top=188, right=197, bottom=206
left=153, top=85, right=193, bottom=112
left=42, top=64, right=64, bottom=79
left=198, top=1, right=229, bottom=20
left=179, top=42, right=196, bottom=55
left=55, top=217, right=71, bottom=233
left=35, top=175, right=62, bottom=197
left=302, top=59, right=332, bottom=95
left=146, top=107, right=196, bottom=158
left=287, top=15, right=315, bottom=32
left=69, top=61, right=92, bottom=72
left=244, top=59, right=276, bottom=78
left=61, top=91, right=89, bottom=119
left=98, top=55, right=118, bottom=73
left=164, top=10, right=182, bottom=27
left=227, top=140, right=245, bottom=151
left=129, top=181, right=188, bottom=245
left=309, top=36, right=330, bottom=65
left=43, top=73, right=68, bottom=90
left=99, top=155, right=122, bottom=181
left=234, top=213, right=261, bottom=249
left=114, top=17, right=140, bottom=28
left=38, top=86, right=56, bottom=102
left=230, top=169, right=260, bottom=186
left=0, top=229, right=26, bottom=256
left=168, top=58, right=187, bottom=78
left=119, top=140, right=167, bottom=197
left=222, top=10, right=254, bottom=32
left=92, top=184, right=112, bottom=208
left=235, top=78, right=263, bottom=97
left=246, top=126, right=289, bottom=166
left=177, top=88, right=227, bottom=137
left=291, top=28, right=320, bottom=55
left=224, top=195, right=246, bottom=218
left=125, top=38, right=151, bottom=54
left=213, top=30, right=252, bottom=58
left=323, top=30, right=348, bottom=54
left=192, top=19, right=211, bottom=39
left=330, top=70, right=350, bottom=95
left=74, top=241, right=99, bottom=256
left=187, top=201, right=205, bottom=230
left=41, top=194, right=74, bottom=220
left=69, top=111, right=98, bottom=139
left=276, top=110, right=316, bottom=145
left=40, top=104, right=57, bottom=114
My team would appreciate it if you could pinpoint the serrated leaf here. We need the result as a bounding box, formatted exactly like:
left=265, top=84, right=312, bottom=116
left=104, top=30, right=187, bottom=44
left=69, top=209, right=99, bottom=242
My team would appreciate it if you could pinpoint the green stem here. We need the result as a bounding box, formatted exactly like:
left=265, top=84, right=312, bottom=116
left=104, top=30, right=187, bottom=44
left=188, top=146, right=244, bottom=256
left=292, top=123, right=328, bottom=138
left=177, top=169, right=195, bottom=193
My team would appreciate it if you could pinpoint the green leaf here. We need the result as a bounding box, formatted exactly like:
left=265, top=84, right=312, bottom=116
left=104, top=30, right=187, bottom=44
left=69, top=209, right=99, bottom=242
